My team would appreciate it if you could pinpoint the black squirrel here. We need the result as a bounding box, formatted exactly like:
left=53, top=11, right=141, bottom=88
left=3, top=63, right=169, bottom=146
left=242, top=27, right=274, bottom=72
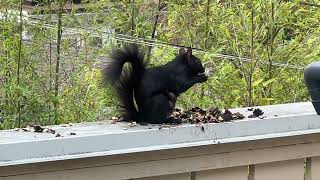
left=102, top=44, right=208, bottom=124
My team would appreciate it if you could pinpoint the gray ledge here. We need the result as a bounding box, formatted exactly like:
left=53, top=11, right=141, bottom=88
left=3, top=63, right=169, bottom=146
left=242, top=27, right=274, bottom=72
left=1, top=102, right=319, bottom=167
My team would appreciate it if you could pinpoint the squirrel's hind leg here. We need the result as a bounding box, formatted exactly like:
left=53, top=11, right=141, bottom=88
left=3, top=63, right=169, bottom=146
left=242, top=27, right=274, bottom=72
left=139, top=94, right=173, bottom=124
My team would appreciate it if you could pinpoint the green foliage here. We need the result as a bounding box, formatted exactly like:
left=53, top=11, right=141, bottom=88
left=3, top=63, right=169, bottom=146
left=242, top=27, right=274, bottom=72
left=1, top=0, right=320, bottom=129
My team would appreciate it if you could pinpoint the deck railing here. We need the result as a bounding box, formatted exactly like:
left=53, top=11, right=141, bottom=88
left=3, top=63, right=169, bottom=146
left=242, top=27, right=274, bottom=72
left=1, top=102, right=320, bottom=180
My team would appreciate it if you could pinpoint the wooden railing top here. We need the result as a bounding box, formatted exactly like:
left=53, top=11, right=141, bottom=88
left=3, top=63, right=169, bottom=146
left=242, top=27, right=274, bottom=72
left=1, top=102, right=319, bottom=168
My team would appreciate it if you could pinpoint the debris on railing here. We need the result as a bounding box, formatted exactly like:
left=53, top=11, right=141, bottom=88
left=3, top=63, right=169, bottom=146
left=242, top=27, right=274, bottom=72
left=112, top=107, right=246, bottom=126
left=169, top=107, right=245, bottom=124
left=14, top=125, right=56, bottom=134
left=13, top=124, right=78, bottom=138
left=248, top=108, right=265, bottom=118
left=11, top=107, right=266, bottom=137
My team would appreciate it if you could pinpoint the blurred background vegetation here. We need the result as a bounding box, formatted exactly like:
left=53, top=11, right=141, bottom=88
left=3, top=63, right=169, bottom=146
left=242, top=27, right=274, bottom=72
left=0, top=0, right=319, bottom=129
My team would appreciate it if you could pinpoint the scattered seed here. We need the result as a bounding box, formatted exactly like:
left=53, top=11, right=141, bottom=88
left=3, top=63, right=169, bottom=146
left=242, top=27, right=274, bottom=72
left=166, top=107, right=245, bottom=124
left=21, top=128, right=30, bottom=132
left=46, top=129, right=56, bottom=134
left=253, top=108, right=264, bottom=116
left=248, top=108, right=265, bottom=118
left=221, top=109, right=233, bottom=121
left=234, top=112, right=245, bottom=119
left=33, top=125, right=44, bottom=133
left=128, top=121, right=137, bottom=127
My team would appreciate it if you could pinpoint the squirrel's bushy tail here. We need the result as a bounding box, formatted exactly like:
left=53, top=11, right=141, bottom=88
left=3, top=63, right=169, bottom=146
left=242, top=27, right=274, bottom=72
left=102, top=44, right=147, bottom=122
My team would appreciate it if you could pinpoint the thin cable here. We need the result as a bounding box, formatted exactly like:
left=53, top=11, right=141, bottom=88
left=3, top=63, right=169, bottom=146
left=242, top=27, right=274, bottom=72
left=26, top=17, right=305, bottom=70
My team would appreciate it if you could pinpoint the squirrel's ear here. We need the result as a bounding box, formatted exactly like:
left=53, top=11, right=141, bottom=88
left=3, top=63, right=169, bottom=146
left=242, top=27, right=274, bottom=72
left=187, top=47, right=192, bottom=57
left=179, top=48, right=185, bottom=54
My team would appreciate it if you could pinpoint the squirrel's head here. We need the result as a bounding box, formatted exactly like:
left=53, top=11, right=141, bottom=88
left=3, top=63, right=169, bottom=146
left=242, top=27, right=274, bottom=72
left=179, top=47, right=205, bottom=75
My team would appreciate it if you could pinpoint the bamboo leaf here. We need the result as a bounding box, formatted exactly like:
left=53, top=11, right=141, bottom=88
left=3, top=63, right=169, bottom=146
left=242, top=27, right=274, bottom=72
left=252, top=79, right=264, bottom=87
left=262, top=78, right=276, bottom=87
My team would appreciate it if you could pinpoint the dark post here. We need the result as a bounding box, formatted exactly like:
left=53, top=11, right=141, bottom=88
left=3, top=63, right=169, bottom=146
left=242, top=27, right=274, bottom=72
left=304, top=61, right=320, bottom=115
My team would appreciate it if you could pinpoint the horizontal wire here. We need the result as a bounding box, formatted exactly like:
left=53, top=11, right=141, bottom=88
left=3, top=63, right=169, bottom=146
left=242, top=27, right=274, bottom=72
left=26, top=16, right=305, bottom=70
